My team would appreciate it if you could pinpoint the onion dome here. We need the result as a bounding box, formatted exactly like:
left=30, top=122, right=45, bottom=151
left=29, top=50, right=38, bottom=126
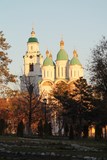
left=43, top=50, right=54, bottom=66
left=56, top=40, right=68, bottom=61
left=70, top=50, right=81, bottom=65
left=28, top=28, right=39, bottom=43
left=43, top=57, right=54, bottom=66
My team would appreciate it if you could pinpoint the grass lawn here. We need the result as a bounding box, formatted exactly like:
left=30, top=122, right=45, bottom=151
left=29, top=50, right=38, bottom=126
left=0, top=136, right=107, bottom=160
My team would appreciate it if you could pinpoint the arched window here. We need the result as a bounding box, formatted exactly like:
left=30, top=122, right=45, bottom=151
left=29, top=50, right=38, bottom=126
left=31, top=46, right=33, bottom=50
left=61, top=67, right=63, bottom=77
left=44, top=70, right=45, bottom=78
left=29, top=63, right=34, bottom=72
left=47, top=71, right=49, bottom=77
left=51, top=71, right=52, bottom=77
left=65, top=67, right=67, bottom=77
left=58, top=67, right=60, bottom=77
left=78, top=70, right=79, bottom=77
left=71, top=70, right=72, bottom=77
left=74, top=70, right=76, bottom=77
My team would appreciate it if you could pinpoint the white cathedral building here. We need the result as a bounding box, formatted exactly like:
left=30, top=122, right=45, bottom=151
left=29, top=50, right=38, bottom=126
left=21, top=28, right=84, bottom=97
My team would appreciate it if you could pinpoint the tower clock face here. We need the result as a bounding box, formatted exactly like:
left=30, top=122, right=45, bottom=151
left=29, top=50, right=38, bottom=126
left=30, top=55, right=33, bottom=59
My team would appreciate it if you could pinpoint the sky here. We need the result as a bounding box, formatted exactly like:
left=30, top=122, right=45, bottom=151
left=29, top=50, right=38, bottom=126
left=1, top=0, right=107, bottom=82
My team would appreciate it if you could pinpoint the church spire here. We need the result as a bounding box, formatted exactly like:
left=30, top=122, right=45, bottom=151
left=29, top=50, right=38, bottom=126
left=73, top=50, right=78, bottom=57
left=60, top=37, right=64, bottom=49
left=46, top=49, right=49, bottom=57
left=31, top=27, right=35, bottom=38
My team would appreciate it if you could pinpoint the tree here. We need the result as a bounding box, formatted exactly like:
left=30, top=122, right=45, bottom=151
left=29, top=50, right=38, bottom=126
left=15, top=74, right=45, bottom=135
left=52, top=79, right=95, bottom=138
left=0, top=119, right=7, bottom=135
left=73, top=77, right=94, bottom=118
left=38, top=119, right=43, bottom=137
left=17, top=120, right=24, bottom=137
left=72, top=77, right=94, bottom=137
left=13, top=91, right=43, bottom=135
left=88, top=36, right=107, bottom=97
left=52, top=81, right=79, bottom=137
left=0, top=31, right=16, bottom=96
left=88, top=37, right=107, bottom=139
left=91, top=97, right=107, bottom=139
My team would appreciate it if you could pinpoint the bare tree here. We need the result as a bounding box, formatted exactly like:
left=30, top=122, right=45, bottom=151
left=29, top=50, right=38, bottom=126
left=88, top=36, right=107, bottom=97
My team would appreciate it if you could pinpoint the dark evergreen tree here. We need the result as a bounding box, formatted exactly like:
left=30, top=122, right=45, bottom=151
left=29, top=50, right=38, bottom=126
left=69, top=124, right=74, bottom=139
left=17, top=120, right=24, bottom=137
left=38, top=119, right=43, bottom=137
left=64, top=123, right=69, bottom=136
left=52, top=81, right=79, bottom=137
left=73, top=77, right=94, bottom=137
left=0, top=119, right=7, bottom=135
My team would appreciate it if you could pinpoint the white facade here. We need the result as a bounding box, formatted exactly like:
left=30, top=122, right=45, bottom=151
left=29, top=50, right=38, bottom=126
left=20, top=29, right=43, bottom=92
left=56, top=60, right=69, bottom=79
left=21, top=29, right=84, bottom=95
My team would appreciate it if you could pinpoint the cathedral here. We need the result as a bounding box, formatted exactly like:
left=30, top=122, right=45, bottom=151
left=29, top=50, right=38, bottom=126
left=21, top=28, right=84, bottom=97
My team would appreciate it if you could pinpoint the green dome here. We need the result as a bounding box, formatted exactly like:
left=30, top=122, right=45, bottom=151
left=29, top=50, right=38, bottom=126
left=70, top=57, right=81, bottom=65
left=43, top=57, right=54, bottom=66
left=28, top=37, right=39, bottom=43
left=57, top=49, right=68, bottom=60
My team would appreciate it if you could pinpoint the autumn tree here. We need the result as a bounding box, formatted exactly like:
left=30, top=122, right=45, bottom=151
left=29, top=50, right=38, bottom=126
left=0, top=31, right=16, bottom=97
left=0, top=31, right=16, bottom=134
left=16, top=75, right=44, bottom=135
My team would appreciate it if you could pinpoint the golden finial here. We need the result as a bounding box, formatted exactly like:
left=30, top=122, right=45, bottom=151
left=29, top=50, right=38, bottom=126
left=60, top=35, right=64, bottom=49
left=31, top=23, right=35, bottom=37
left=73, top=50, right=78, bottom=57
left=49, top=52, right=52, bottom=59
left=46, top=49, right=49, bottom=57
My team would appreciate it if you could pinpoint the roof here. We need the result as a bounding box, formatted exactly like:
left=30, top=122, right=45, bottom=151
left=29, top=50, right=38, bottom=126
left=28, top=37, right=39, bottom=43
left=56, top=49, right=68, bottom=61
left=43, top=57, right=54, bottom=66
left=70, top=50, right=81, bottom=65
left=70, top=57, right=81, bottom=65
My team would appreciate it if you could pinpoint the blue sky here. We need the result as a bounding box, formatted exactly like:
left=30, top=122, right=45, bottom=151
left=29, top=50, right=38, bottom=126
left=1, top=0, right=107, bottom=81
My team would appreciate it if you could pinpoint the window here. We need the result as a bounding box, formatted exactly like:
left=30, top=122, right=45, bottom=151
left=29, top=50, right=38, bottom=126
left=30, top=55, right=33, bottom=59
left=44, top=70, right=45, bottom=77
left=29, top=63, right=34, bottom=72
left=47, top=71, right=49, bottom=77
left=71, top=70, right=72, bottom=77
left=61, top=67, right=63, bottom=77
left=58, top=67, right=60, bottom=77
left=74, top=70, right=76, bottom=77
left=78, top=71, right=79, bottom=77
left=31, top=46, right=33, bottom=50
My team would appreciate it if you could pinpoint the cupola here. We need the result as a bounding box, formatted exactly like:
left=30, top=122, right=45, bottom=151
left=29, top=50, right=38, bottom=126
left=70, top=50, right=81, bottom=65
left=28, top=28, right=39, bottom=43
left=56, top=40, right=68, bottom=61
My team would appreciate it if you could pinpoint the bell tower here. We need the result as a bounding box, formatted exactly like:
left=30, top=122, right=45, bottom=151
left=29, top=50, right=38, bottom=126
left=21, top=28, right=43, bottom=92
